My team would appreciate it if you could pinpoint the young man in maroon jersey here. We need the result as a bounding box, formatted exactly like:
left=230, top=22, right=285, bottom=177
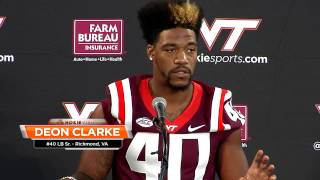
left=61, top=0, right=276, bottom=180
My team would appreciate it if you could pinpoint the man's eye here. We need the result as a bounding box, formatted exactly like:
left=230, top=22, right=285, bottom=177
left=166, top=49, right=175, bottom=53
left=187, top=48, right=196, bottom=53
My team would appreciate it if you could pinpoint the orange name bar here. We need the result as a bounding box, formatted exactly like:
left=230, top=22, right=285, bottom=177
left=20, top=125, right=128, bottom=139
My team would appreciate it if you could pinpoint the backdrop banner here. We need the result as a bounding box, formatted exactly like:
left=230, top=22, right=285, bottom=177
left=0, top=0, right=319, bottom=179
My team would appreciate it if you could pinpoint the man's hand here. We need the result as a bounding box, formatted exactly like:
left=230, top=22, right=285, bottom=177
left=239, top=150, right=276, bottom=180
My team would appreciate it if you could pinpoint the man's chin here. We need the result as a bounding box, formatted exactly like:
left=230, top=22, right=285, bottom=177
left=168, top=79, right=192, bottom=90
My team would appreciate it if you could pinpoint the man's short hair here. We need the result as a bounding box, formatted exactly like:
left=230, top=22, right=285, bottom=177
left=138, top=0, right=204, bottom=44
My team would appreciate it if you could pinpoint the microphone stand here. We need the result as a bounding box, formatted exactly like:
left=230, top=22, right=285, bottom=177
left=153, top=117, right=169, bottom=180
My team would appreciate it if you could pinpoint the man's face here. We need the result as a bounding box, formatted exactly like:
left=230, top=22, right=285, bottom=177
left=149, top=28, right=198, bottom=90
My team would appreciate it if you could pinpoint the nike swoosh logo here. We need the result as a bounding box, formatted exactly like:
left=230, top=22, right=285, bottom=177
left=188, top=124, right=205, bottom=132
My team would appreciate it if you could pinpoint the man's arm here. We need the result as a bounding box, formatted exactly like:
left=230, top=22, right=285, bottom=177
left=73, top=104, right=114, bottom=180
left=216, top=129, right=276, bottom=180
left=216, top=129, right=248, bottom=179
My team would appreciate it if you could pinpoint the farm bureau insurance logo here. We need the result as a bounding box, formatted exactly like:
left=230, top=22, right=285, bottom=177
left=73, top=19, right=123, bottom=62
left=234, top=105, right=249, bottom=148
left=0, top=17, right=15, bottom=63
left=198, top=18, right=268, bottom=65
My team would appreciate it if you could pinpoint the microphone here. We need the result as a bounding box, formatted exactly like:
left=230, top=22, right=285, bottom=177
left=152, top=97, right=167, bottom=120
left=152, top=97, right=169, bottom=180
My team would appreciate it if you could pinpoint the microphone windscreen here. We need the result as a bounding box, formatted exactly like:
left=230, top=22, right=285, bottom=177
left=152, top=97, right=167, bottom=109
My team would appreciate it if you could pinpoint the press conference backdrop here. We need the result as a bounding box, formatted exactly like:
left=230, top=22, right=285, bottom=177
left=0, top=0, right=319, bottom=179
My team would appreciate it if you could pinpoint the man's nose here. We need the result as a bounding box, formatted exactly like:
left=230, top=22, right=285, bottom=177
left=174, top=50, right=188, bottom=64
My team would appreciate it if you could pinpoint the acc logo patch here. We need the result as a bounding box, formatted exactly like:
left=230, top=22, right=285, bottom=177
left=136, top=117, right=153, bottom=128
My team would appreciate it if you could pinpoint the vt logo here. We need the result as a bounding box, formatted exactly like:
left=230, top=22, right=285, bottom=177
left=48, top=102, right=106, bottom=125
left=200, top=18, right=261, bottom=52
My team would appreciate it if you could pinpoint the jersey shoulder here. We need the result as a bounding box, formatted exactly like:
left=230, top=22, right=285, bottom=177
left=102, top=75, right=150, bottom=125
left=194, top=80, right=245, bottom=132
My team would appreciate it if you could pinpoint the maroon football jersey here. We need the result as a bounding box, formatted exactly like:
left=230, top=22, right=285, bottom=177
left=101, top=75, right=245, bottom=180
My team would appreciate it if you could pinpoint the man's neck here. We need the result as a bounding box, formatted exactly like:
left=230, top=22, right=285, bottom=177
left=149, top=78, right=193, bottom=102
left=149, top=78, right=193, bottom=119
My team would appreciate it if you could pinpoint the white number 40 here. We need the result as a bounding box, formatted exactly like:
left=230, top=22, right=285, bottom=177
left=126, top=132, right=210, bottom=180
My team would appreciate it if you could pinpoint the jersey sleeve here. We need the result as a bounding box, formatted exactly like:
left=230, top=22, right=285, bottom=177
left=209, top=87, right=245, bottom=133
left=211, top=89, right=246, bottom=143
left=101, top=84, right=119, bottom=125
left=222, top=90, right=245, bottom=130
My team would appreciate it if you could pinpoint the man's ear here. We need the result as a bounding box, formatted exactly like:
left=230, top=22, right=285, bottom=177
left=146, top=44, right=154, bottom=61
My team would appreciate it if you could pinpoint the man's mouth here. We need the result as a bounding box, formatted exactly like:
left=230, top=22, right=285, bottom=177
left=170, top=67, right=191, bottom=78
left=171, top=67, right=191, bottom=74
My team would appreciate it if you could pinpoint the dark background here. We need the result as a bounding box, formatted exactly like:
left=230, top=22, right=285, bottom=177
left=0, top=0, right=319, bottom=179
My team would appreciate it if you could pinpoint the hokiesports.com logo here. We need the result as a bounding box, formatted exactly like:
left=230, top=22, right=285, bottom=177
left=73, top=19, right=124, bottom=62
left=0, top=17, right=15, bottom=63
left=198, top=18, right=268, bottom=65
